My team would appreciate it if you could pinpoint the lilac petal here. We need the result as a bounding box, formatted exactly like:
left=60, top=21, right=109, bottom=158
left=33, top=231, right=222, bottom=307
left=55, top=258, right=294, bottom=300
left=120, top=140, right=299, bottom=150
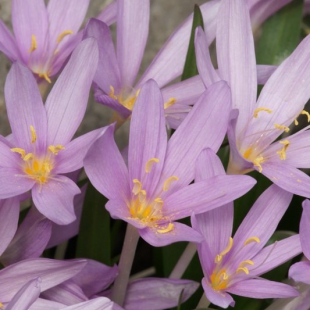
left=139, top=222, right=203, bottom=247
left=117, top=0, right=149, bottom=88
left=45, top=38, right=98, bottom=146
left=289, top=261, right=310, bottom=284
left=202, top=279, right=235, bottom=308
left=5, top=63, right=47, bottom=151
left=46, top=185, right=86, bottom=249
left=0, top=168, right=35, bottom=199
left=258, top=161, right=310, bottom=198
left=0, top=139, right=20, bottom=168
left=0, top=198, right=19, bottom=256
left=12, top=0, right=48, bottom=62
left=195, top=27, right=220, bottom=88
left=1, top=207, right=52, bottom=266
left=54, top=126, right=109, bottom=174
left=164, top=175, right=255, bottom=221
left=158, top=81, right=231, bottom=195
left=301, top=200, right=310, bottom=259
left=84, top=125, right=130, bottom=201
left=128, top=79, right=167, bottom=198
left=227, top=278, right=299, bottom=299
left=123, top=278, right=199, bottom=310
left=247, top=34, right=310, bottom=148
left=250, top=235, right=302, bottom=276
left=28, top=298, right=65, bottom=309
left=231, top=185, right=293, bottom=263
left=0, top=20, right=19, bottom=61
left=71, top=260, right=118, bottom=297
left=62, top=298, right=122, bottom=310
left=32, top=176, right=80, bottom=225
left=96, top=2, right=117, bottom=25
left=217, top=0, right=257, bottom=137
left=6, top=278, right=41, bottom=310
left=257, top=65, right=277, bottom=85
left=137, top=1, right=220, bottom=88
left=166, top=112, right=190, bottom=130
left=84, top=18, right=121, bottom=94
left=0, top=258, right=86, bottom=302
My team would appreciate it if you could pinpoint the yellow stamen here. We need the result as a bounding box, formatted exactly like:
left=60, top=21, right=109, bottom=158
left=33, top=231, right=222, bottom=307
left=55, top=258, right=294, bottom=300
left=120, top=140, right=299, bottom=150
left=215, top=237, right=233, bottom=263
left=274, top=123, right=290, bottom=133
left=301, top=110, right=310, bottom=122
left=38, top=72, right=51, bottom=83
left=294, top=119, right=299, bottom=126
left=132, top=179, right=142, bottom=195
left=163, top=176, right=179, bottom=191
left=236, top=267, right=249, bottom=275
left=164, top=97, right=176, bottom=109
left=29, top=34, right=37, bottom=53
left=243, top=147, right=253, bottom=160
left=43, top=162, right=52, bottom=173
left=154, top=197, right=164, bottom=208
left=157, top=223, right=174, bottom=234
left=48, top=145, right=65, bottom=155
left=138, top=189, right=146, bottom=202
left=253, top=156, right=264, bottom=173
left=276, top=139, right=290, bottom=160
left=244, top=236, right=260, bottom=246
left=253, top=107, right=272, bottom=118
left=238, top=260, right=254, bottom=269
left=57, top=30, right=73, bottom=44
left=23, top=153, right=34, bottom=161
left=30, top=125, right=37, bottom=143
left=11, top=148, right=26, bottom=159
left=109, top=86, right=118, bottom=100
left=145, top=158, right=159, bottom=173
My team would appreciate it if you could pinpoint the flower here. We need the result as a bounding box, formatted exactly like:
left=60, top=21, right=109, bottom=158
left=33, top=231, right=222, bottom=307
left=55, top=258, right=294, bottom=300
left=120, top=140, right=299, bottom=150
left=84, top=79, right=256, bottom=246
left=0, top=38, right=104, bottom=224
left=195, top=0, right=310, bottom=197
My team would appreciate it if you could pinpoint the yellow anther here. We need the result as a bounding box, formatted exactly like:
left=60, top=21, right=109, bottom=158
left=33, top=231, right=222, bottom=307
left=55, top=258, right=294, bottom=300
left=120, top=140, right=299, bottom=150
left=219, top=237, right=234, bottom=257
left=236, top=267, right=249, bottom=275
left=23, top=153, right=34, bottom=161
left=30, top=125, right=37, bottom=143
left=164, top=97, right=176, bottom=109
left=157, top=223, right=174, bottom=234
left=243, top=147, right=253, bottom=160
left=57, top=30, right=73, bottom=44
left=29, top=34, right=37, bottom=53
left=238, top=260, right=254, bottom=269
left=294, top=119, right=299, bottom=126
left=48, top=145, right=65, bottom=155
left=163, top=176, right=179, bottom=191
left=253, top=156, right=264, bottom=173
left=244, top=236, right=260, bottom=246
left=154, top=197, right=164, bottom=208
left=38, top=72, right=51, bottom=83
left=132, top=179, right=142, bottom=195
left=43, top=162, right=52, bottom=173
left=222, top=272, right=228, bottom=280
left=145, top=158, right=159, bottom=173
left=276, top=139, right=290, bottom=160
left=11, top=148, right=26, bottom=158
left=109, top=86, right=118, bottom=100
left=253, top=107, right=272, bottom=118
left=135, top=89, right=141, bottom=97
left=274, top=123, right=290, bottom=133
left=138, top=189, right=146, bottom=202
left=301, top=110, right=310, bottom=122
left=215, top=254, right=222, bottom=264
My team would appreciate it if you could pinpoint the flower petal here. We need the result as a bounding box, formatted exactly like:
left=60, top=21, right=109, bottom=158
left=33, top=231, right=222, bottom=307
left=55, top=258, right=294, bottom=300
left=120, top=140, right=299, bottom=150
left=61, top=298, right=121, bottom=310
left=0, top=20, right=19, bottom=61
left=32, top=176, right=80, bottom=225
left=301, top=199, right=310, bottom=259
left=45, top=38, right=98, bottom=145
left=289, top=261, right=310, bottom=285
left=96, top=2, right=117, bottom=26
left=257, top=65, right=277, bottom=84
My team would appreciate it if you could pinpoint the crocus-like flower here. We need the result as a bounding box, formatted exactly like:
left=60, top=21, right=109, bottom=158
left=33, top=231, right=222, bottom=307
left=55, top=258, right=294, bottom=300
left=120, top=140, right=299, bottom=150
left=195, top=0, right=310, bottom=197
left=192, top=148, right=301, bottom=308
left=0, top=0, right=115, bottom=83
left=0, top=38, right=104, bottom=225
left=84, top=79, right=256, bottom=246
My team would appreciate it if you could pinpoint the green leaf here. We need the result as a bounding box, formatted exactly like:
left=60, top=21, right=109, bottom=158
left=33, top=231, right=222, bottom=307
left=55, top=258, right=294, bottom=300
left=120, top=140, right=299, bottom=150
left=181, top=5, right=204, bottom=80
left=256, top=0, right=303, bottom=65
left=76, top=182, right=111, bottom=265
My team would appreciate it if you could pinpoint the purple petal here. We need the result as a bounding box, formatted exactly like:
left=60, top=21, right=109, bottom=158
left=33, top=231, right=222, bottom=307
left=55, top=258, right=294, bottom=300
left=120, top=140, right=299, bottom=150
left=61, top=298, right=121, bottom=310
left=84, top=125, right=130, bottom=201
left=217, top=0, right=257, bottom=137
left=96, top=2, right=117, bottom=26
left=123, top=278, right=199, bottom=310
left=158, top=81, right=231, bottom=195
left=5, top=63, right=47, bottom=152
left=289, top=261, right=310, bottom=284
left=28, top=297, right=65, bottom=309
left=257, top=65, right=277, bottom=85
left=84, top=18, right=121, bottom=95
left=117, top=0, right=149, bottom=88
left=301, top=200, right=310, bottom=259
left=0, top=20, right=19, bottom=61
left=45, top=38, right=98, bottom=145
left=128, top=79, right=167, bottom=198
left=0, top=139, right=20, bottom=168
left=227, top=278, right=299, bottom=299
left=32, top=176, right=80, bottom=225
left=195, top=27, right=220, bottom=88
left=6, top=278, right=41, bottom=310
left=139, top=222, right=203, bottom=247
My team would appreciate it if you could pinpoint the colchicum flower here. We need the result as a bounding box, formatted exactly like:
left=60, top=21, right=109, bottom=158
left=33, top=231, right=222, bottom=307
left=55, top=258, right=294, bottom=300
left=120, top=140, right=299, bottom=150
left=0, top=0, right=115, bottom=83
left=192, top=148, right=301, bottom=308
left=84, top=79, right=256, bottom=246
left=195, top=0, right=310, bottom=197
left=0, top=38, right=104, bottom=225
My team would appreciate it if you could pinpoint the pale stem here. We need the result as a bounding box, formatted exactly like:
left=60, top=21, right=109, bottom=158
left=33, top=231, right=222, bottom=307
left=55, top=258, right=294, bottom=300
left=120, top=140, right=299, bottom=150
left=197, top=293, right=210, bottom=308
left=169, top=242, right=197, bottom=279
left=54, top=240, right=68, bottom=260
left=111, top=224, right=140, bottom=306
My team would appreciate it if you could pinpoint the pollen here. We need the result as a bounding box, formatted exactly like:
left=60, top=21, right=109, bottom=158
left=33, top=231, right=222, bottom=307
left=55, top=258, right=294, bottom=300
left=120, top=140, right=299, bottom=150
left=29, top=34, right=37, bottom=53
left=11, top=148, right=26, bottom=158
left=253, top=156, right=264, bottom=173
left=145, top=158, right=159, bottom=173
left=48, top=144, right=65, bottom=155
left=276, top=140, right=290, bottom=160
left=163, top=176, right=179, bottom=191
left=57, top=30, right=73, bottom=44
left=253, top=107, right=272, bottom=118
left=244, top=236, right=260, bottom=246
left=30, top=125, right=37, bottom=143
left=164, top=97, right=176, bottom=109
left=301, top=110, right=310, bottom=122
left=274, top=123, right=290, bottom=133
